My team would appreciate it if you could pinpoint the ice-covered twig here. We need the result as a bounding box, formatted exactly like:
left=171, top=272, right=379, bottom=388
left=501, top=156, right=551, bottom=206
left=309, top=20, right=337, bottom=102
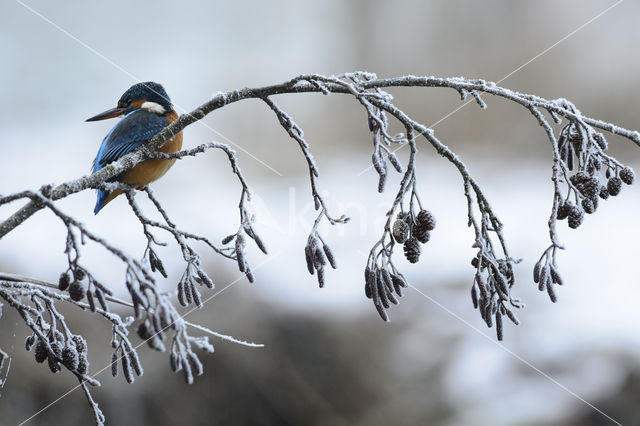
left=0, top=72, right=638, bottom=424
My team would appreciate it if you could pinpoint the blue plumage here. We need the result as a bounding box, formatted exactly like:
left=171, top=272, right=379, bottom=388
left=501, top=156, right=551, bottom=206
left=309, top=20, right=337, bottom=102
left=88, top=81, right=179, bottom=214
left=92, top=109, right=169, bottom=213
left=118, top=82, right=172, bottom=112
left=92, top=109, right=169, bottom=172
left=94, top=190, right=110, bottom=215
left=92, top=110, right=135, bottom=174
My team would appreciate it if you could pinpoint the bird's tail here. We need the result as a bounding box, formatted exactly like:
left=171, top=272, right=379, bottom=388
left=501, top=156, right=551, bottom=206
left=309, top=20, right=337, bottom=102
left=94, top=189, right=122, bottom=214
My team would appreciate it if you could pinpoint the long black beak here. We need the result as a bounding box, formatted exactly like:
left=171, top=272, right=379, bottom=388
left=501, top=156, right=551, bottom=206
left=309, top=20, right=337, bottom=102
left=86, top=106, right=127, bottom=122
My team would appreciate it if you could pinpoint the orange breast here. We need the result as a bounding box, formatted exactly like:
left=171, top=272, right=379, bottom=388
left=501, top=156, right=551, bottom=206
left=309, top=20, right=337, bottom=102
left=122, top=111, right=183, bottom=187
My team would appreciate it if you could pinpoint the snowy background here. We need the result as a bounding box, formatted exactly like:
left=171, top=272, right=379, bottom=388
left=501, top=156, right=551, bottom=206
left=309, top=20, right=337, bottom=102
left=1, top=1, right=639, bottom=425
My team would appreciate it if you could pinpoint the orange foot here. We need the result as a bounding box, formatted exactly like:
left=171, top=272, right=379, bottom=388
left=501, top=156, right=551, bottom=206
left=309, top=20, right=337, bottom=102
left=137, top=185, right=147, bottom=190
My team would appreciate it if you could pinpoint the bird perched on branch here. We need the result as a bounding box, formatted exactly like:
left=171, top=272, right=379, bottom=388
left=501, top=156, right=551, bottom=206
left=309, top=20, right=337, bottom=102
left=87, top=81, right=182, bottom=214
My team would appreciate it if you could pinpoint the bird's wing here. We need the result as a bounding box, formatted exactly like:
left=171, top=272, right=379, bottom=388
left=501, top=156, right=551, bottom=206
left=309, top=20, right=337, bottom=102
left=92, top=109, right=169, bottom=173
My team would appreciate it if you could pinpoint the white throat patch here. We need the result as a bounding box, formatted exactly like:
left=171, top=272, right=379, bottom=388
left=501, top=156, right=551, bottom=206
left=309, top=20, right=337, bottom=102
left=141, top=101, right=166, bottom=114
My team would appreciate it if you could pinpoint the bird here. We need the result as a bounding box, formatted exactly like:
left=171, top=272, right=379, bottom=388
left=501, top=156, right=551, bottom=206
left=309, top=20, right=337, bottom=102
left=87, top=81, right=183, bottom=214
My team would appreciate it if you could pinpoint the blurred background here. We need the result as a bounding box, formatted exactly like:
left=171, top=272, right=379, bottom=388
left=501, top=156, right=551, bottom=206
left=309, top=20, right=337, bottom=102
left=1, top=1, right=640, bottom=425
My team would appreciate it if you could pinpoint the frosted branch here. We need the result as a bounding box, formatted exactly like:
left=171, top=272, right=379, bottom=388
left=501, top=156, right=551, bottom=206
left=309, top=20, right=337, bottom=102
left=0, top=72, right=638, bottom=423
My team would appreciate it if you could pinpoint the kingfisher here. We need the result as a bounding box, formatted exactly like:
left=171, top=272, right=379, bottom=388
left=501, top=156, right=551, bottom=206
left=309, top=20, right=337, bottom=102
left=87, top=81, right=183, bottom=214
